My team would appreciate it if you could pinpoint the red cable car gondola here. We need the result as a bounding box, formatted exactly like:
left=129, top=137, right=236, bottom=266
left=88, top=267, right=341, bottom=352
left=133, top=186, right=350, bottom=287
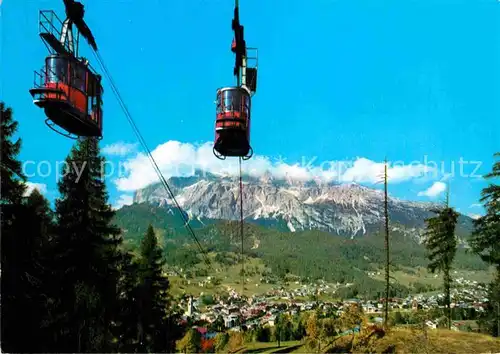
left=214, top=86, right=252, bottom=159
left=213, top=1, right=258, bottom=160
left=29, top=7, right=103, bottom=139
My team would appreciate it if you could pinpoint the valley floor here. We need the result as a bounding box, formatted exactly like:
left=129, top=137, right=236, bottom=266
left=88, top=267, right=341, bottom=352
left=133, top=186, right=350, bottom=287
left=327, top=327, right=500, bottom=353
left=368, top=266, right=495, bottom=289
left=167, top=255, right=495, bottom=301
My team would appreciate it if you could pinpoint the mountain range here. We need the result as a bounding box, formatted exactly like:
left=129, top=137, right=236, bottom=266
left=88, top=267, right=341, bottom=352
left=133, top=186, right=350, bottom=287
left=131, top=170, right=474, bottom=244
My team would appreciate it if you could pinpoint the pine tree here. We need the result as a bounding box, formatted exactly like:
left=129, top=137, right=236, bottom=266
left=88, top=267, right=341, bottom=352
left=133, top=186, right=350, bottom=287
left=293, top=315, right=306, bottom=340
left=0, top=102, right=47, bottom=352
left=212, top=315, right=225, bottom=332
left=47, top=137, right=123, bottom=352
left=1, top=189, right=56, bottom=353
left=21, top=189, right=59, bottom=352
left=478, top=271, right=500, bottom=337
left=469, top=152, right=500, bottom=336
left=470, top=152, right=500, bottom=269
left=0, top=101, right=26, bottom=204
left=383, top=160, right=390, bottom=328
left=114, top=250, right=142, bottom=352
left=275, top=313, right=283, bottom=347
left=136, top=224, right=180, bottom=352
left=423, top=187, right=459, bottom=330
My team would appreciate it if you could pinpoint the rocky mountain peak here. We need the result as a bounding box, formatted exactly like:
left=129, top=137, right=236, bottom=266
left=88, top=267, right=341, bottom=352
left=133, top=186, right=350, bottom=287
left=132, top=172, right=470, bottom=239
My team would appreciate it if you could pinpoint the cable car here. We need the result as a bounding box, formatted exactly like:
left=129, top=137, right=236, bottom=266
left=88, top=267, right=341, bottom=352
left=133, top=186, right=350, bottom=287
left=30, top=54, right=103, bottom=138
left=213, top=86, right=252, bottom=159
left=213, top=1, right=258, bottom=160
left=29, top=9, right=103, bottom=139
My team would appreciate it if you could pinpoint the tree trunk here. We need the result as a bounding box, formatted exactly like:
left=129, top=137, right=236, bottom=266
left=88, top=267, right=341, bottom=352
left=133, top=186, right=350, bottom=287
left=384, top=160, right=390, bottom=328
left=444, top=268, right=451, bottom=330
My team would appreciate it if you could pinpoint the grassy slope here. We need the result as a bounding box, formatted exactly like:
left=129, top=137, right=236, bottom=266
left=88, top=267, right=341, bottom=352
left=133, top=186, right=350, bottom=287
left=370, top=266, right=496, bottom=288
left=239, top=329, right=500, bottom=353
left=347, top=327, right=500, bottom=353
left=234, top=340, right=303, bottom=353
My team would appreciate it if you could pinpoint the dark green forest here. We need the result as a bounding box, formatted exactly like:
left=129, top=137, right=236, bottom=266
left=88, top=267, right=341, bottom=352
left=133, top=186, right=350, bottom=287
left=1, top=103, right=182, bottom=352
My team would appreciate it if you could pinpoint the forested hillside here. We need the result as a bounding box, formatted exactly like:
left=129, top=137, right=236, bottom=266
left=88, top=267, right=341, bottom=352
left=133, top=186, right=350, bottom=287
left=113, top=203, right=490, bottom=299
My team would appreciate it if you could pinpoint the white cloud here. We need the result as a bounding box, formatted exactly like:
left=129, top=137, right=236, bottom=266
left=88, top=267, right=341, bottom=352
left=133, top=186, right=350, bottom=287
left=113, top=194, right=134, bottom=210
left=24, top=182, right=48, bottom=196
left=109, top=140, right=442, bottom=192
left=102, top=142, right=138, bottom=156
left=467, top=213, right=481, bottom=220
left=339, top=158, right=434, bottom=184
left=469, top=203, right=482, bottom=208
left=417, top=181, right=447, bottom=198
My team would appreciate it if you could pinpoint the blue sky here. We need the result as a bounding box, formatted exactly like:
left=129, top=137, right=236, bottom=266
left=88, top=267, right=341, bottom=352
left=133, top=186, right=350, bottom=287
left=1, top=0, right=499, bottom=217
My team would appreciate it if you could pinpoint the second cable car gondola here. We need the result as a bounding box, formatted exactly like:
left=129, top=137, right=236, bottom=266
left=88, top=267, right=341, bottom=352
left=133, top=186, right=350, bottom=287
left=29, top=6, right=103, bottom=139
left=213, top=1, right=257, bottom=160
left=214, top=86, right=252, bottom=159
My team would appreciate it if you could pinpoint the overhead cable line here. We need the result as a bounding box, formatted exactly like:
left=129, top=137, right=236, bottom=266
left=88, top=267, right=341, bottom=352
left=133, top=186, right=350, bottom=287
left=91, top=49, right=212, bottom=268
left=239, top=156, right=245, bottom=295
